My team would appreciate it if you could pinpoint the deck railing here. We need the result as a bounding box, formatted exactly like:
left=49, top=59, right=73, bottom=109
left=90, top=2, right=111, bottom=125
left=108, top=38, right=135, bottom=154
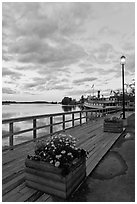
left=2, top=107, right=122, bottom=151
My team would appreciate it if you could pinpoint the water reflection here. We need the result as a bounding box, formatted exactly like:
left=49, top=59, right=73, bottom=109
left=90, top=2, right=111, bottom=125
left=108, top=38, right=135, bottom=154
left=2, top=112, right=18, bottom=119
left=61, top=105, right=76, bottom=112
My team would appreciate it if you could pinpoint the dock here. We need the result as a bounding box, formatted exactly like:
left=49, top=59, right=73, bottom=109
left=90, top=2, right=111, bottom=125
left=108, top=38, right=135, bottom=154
left=2, top=111, right=133, bottom=202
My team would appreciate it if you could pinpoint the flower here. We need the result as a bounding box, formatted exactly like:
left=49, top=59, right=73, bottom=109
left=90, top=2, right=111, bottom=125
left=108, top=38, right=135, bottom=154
left=67, top=152, right=73, bottom=157
left=56, top=155, right=62, bottom=159
left=55, top=161, right=60, bottom=167
left=61, top=150, right=66, bottom=154
left=27, top=133, right=88, bottom=176
left=104, top=116, right=122, bottom=123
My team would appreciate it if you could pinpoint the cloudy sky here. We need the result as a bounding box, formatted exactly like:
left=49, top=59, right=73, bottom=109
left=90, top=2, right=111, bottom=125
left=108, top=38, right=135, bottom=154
left=2, top=2, right=135, bottom=102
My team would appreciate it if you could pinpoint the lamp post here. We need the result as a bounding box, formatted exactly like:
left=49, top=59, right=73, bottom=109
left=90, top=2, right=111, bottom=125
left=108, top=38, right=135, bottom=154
left=120, top=55, right=126, bottom=119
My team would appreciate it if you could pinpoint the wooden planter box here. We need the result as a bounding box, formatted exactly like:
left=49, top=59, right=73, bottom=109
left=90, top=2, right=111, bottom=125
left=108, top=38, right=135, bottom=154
left=25, top=158, right=86, bottom=199
left=104, top=120, right=123, bottom=133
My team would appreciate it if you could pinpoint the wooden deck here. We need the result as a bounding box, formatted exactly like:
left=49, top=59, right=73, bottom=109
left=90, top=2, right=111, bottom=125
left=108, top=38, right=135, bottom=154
left=2, top=112, right=133, bottom=202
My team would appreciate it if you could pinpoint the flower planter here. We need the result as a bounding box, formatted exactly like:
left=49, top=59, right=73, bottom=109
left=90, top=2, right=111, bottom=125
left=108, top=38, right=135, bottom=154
left=25, top=157, right=86, bottom=199
left=104, top=121, right=123, bottom=133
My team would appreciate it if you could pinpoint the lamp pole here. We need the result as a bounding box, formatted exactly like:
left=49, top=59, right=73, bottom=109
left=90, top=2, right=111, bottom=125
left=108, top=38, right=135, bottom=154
left=120, top=55, right=126, bottom=119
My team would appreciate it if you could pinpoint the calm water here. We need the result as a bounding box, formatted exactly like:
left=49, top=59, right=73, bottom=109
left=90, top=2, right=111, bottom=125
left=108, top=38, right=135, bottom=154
left=2, top=104, right=80, bottom=119
left=2, top=104, right=82, bottom=146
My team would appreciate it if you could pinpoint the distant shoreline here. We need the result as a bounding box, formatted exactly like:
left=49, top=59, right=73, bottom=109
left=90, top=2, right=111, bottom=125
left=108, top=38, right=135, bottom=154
left=2, top=101, right=60, bottom=105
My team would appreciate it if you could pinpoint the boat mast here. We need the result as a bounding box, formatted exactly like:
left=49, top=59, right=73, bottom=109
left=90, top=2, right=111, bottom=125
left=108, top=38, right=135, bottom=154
left=91, top=84, right=94, bottom=98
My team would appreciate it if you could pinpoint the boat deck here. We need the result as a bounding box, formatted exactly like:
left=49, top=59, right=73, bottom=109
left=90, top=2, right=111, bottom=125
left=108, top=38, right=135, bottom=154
left=2, top=112, right=133, bottom=202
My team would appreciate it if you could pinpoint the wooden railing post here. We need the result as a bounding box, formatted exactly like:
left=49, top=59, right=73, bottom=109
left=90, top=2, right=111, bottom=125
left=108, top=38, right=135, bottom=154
left=63, top=115, right=65, bottom=130
left=80, top=112, right=82, bottom=125
left=9, top=122, right=14, bottom=149
left=50, top=116, right=53, bottom=135
left=86, top=112, right=88, bottom=122
left=72, top=113, right=74, bottom=127
left=33, top=119, right=37, bottom=140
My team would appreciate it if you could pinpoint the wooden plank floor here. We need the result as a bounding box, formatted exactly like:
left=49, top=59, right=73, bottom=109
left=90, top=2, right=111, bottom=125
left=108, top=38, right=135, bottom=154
left=2, top=112, right=133, bottom=202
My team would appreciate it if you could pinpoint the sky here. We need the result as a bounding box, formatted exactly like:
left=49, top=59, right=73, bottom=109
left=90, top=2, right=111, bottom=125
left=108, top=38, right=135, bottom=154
left=2, top=2, right=135, bottom=102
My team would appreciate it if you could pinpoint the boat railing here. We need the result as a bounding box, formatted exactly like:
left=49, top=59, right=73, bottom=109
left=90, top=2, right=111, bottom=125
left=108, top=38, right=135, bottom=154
left=2, top=107, right=122, bottom=151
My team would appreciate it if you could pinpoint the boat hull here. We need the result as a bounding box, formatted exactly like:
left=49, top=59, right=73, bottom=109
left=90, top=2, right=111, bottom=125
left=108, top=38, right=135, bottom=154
left=84, top=102, right=120, bottom=110
left=84, top=102, right=103, bottom=109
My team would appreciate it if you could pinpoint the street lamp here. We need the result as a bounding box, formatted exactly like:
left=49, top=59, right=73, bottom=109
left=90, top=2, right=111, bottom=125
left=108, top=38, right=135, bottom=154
left=120, top=55, right=126, bottom=119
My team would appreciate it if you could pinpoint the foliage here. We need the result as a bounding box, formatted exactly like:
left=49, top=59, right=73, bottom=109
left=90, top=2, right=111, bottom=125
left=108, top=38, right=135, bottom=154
left=111, top=79, right=135, bottom=102
left=61, top=105, right=76, bottom=112
left=104, top=116, right=122, bottom=123
left=27, top=133, right=88, bottom=176
left=125, top=79, right=135, bottom=97
left=61, top=97, right=76, bottom=105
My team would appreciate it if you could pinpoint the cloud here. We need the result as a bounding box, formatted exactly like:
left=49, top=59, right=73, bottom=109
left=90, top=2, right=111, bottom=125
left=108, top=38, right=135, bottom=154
left=15, top=40, right=87, bottom=68
left=2, top=67, right=23, bottom=80
left=22, top=75, right=72, bottom=93
left=22, top=78, right=47, bottom=93
left=45, top=78, right=72, bottom=91
left=2, top=87, right=17, bottom=94
left=93, top=43, right=116, bottom=64
left=52, top=84, right=72, bottom=90
left=67, top=89, right=90, bottom=97
left=73, top=77, right=97, bottom=85
left=3, top=3, right=88, bottom=72
left=23, top=91, right=37, bottom=95
left=96, top=67, right=117, bottom=75
left=79, top=43, right=118, bottom=73
left=122, top=42, right=135, bottom=53
left=126, top=53, right=135, bottom=73
left=99, top=26, right=118, bottom=36
left=79, top=63, right=117, bottom=76
left=2, top=2, right=93, bottom=46
left=2, top=2, right=135, bottom=101
left=23, top=82, right=38, bottom=89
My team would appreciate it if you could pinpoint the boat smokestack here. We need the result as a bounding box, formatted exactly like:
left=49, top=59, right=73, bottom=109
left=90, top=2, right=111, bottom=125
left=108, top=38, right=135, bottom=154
left=98, top=90, right=100, bottom=98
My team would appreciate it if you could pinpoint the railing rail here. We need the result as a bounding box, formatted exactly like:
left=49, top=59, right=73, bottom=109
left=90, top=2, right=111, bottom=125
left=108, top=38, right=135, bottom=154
left=2, top=107, right=122, bottom=151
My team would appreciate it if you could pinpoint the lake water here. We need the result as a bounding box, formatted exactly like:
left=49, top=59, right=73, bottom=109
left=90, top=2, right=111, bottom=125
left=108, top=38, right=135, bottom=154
left=2, top=104, right=81, bottom=119
left=2, top=104, right=82, bottom=147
